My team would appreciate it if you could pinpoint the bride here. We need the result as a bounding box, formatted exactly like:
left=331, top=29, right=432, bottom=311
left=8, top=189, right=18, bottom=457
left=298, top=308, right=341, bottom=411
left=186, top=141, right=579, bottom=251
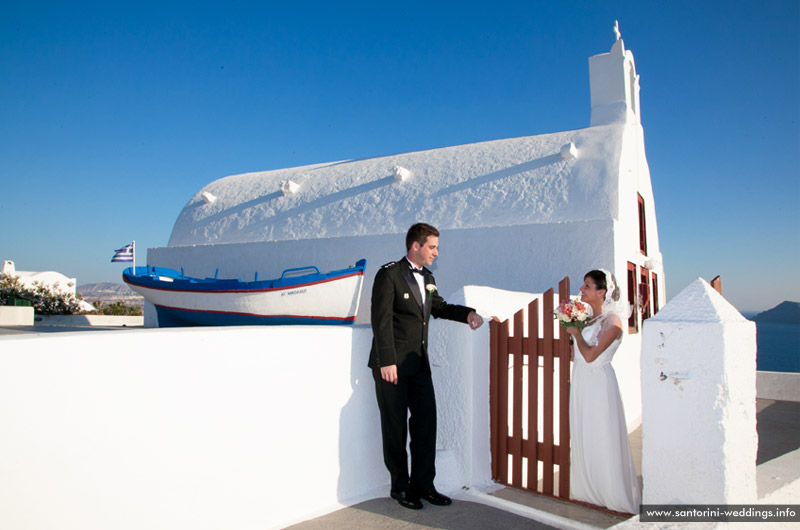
left=564, top=269, right=641, bottom=514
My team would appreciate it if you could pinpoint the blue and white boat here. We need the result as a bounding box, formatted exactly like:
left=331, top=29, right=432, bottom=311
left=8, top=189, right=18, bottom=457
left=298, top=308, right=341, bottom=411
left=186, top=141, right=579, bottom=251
left=123, top=259, right=366, bottom=327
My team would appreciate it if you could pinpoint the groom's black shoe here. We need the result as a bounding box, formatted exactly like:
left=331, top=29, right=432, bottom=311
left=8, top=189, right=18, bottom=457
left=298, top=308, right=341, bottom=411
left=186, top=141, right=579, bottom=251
left=419, top=489, right=452, bottom=506
left=390, top=490, right=423, bottom=510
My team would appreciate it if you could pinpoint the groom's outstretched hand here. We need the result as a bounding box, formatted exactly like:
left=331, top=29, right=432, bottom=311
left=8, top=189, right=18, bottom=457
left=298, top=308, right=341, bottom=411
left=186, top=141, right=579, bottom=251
left=467, top=311, right=484, bottom=330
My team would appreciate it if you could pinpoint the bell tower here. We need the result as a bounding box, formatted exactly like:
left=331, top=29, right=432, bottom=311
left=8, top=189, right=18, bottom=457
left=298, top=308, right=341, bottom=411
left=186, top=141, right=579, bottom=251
left=589, top=21, right=641, bottom=126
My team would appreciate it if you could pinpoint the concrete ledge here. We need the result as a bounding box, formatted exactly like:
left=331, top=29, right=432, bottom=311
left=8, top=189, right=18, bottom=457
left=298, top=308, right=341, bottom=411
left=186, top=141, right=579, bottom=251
left=757, top=371, right=800, bottom=402
left=34, top=315, right=143, bottom=327
left=0, top=306, right=34, bottom=326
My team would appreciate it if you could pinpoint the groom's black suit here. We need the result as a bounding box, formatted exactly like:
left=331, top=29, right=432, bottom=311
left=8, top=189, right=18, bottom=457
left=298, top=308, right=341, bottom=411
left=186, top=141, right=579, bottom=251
left=369, top=258, right=475, bottom=495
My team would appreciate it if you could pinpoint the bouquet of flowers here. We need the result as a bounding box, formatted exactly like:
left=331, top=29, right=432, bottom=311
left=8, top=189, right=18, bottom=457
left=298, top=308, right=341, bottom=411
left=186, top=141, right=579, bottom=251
left=554, top=298, right=592, bottom=330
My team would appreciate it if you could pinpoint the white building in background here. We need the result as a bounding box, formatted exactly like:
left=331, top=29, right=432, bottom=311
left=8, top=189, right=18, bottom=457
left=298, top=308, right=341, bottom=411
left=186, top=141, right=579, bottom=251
left=149, top=29, right=664, bottom=421
left=2, top=260, right=77, bottom=295
left=1, top=260, right=96, bottom=312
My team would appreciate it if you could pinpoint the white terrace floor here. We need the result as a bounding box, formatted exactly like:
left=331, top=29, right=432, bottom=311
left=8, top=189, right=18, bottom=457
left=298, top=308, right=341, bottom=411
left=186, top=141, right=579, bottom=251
left=289, top=398, right=800, bottom=530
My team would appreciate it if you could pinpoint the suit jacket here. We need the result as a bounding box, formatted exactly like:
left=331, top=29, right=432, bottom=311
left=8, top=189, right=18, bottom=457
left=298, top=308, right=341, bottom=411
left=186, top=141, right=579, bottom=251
left=368, top=258, right=475, bottom=375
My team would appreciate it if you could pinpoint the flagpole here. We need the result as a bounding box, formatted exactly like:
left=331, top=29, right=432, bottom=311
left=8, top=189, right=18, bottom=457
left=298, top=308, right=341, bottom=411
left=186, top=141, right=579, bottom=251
left=132, top=240, right=136, bottom=273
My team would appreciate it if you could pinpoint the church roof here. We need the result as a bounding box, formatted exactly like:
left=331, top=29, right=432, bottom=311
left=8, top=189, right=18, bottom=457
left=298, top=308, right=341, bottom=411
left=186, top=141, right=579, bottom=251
left=168, top=123, right=626, bottom=247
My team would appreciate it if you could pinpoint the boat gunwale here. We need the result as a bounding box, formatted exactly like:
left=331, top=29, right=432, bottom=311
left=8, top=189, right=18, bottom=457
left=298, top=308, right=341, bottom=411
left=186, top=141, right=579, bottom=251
left=125, top=269, right=363, bottom=294
left=123, top=261, right=366, bottom=294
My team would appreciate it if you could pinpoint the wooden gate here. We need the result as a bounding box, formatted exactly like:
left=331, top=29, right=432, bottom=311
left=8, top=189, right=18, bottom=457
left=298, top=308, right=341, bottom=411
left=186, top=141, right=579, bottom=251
left=489, top=277, right=571, bottom=498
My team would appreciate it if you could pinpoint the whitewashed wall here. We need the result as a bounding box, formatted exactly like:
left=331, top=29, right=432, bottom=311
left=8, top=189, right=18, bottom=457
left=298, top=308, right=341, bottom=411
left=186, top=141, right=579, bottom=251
left=0, top=326, right=385, bottom=530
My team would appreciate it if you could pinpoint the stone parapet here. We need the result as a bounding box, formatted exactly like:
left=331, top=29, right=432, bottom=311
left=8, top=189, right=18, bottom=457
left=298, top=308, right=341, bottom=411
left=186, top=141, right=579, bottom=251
left=0, top=306, right=34, bottom=326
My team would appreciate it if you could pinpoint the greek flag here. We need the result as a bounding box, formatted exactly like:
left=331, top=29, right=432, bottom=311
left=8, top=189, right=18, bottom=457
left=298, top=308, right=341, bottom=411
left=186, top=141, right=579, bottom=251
left=111, top=242, right=134, bottom=262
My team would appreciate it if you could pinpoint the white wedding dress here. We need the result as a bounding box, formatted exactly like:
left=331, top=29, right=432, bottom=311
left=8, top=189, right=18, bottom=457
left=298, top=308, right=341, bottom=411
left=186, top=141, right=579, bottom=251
left=569, top=313, right=641, bottom=513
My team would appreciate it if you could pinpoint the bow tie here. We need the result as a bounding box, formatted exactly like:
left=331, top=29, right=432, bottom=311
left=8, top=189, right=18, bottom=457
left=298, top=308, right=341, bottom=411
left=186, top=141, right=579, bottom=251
left=411, top=268, right=424, bottom=275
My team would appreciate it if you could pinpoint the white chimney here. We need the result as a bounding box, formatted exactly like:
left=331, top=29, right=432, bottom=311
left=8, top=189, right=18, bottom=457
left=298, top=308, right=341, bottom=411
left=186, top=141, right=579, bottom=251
left=1, top=260, right=15, bottom=276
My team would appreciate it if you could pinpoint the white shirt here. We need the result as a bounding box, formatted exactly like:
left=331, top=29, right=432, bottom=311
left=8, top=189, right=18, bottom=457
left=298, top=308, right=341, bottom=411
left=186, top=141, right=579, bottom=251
left=405, top=258, right=426, bottom=302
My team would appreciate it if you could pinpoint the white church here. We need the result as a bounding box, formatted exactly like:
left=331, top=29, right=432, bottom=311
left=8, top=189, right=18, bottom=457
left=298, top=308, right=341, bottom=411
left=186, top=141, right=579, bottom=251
left=151, top=28, right=664, bottom=336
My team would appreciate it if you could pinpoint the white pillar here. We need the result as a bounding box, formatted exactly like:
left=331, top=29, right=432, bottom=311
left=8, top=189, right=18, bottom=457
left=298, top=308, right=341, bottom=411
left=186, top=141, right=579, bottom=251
left=641, top=278, right=757, bottom=504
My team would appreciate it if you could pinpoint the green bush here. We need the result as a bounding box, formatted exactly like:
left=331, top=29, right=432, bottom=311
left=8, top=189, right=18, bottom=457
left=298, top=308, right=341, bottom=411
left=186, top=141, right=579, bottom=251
left=92, top=300, right=143, bottom=316
left=0, top=275, right=26, bottom=305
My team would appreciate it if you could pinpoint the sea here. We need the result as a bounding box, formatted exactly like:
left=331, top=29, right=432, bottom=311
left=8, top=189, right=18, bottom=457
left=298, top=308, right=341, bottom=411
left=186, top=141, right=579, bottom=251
left=742, top=313, right=800, bottom=373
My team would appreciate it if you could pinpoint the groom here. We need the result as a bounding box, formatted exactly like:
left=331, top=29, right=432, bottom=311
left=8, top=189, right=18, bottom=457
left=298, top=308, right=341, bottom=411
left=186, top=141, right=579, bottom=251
left=369, top=223, right=483, bottom=510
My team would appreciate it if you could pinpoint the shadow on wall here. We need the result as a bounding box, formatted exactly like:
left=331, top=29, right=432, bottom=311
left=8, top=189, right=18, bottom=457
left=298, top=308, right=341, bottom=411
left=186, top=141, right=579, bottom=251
left=182, top=152, right=565, bottom=244
left=188, top=176, right=398, bottom=241
left=434, top=154, right=563, bottom=198
left=756, top=399, right=800, bottom=465
left=194, top=191, right=284, bottom=225
left=270, top=176, right=396, bottom=226
left=338, top=325, right=386, bottom=500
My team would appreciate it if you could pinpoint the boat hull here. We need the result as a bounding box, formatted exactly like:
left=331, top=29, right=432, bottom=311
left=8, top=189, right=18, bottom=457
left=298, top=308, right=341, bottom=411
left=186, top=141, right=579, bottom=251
left=123, top=260, right=366, bottom=327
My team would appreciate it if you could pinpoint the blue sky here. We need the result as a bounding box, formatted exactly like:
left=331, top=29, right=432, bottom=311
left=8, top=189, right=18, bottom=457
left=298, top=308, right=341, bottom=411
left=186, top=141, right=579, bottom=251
left=1, top=1, right=798, bottom=312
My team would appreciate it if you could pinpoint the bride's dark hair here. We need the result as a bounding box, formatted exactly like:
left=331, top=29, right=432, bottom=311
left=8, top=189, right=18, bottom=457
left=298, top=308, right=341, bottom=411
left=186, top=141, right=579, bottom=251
left=585, top=270, right=620, bottom=301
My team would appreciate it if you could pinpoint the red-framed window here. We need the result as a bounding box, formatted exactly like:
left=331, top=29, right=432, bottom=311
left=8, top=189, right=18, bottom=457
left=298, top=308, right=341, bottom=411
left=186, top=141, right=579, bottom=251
left=627, top=262, right=638, bottom=333
left=640, top=267, right=651, bottom=320
left=651, top=272, right=659, bottom=315
left=638, top=193, right=647, bottom=256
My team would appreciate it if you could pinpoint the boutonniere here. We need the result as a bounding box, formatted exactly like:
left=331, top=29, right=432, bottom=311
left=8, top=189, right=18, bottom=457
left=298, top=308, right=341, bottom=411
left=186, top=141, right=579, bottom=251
left=425, top=284, right=437, bottom=294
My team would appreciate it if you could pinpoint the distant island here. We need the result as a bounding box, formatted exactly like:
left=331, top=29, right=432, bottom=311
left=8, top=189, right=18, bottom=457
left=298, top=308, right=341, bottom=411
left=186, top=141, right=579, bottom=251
left=77, top=282, right=143, bottom=307
left=753, top=301, right=800, bottom=324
